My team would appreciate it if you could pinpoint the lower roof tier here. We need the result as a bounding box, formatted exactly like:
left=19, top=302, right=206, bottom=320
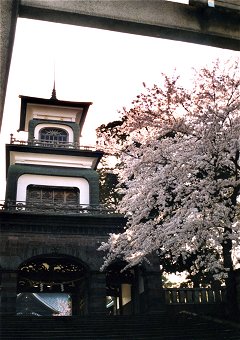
left=6, top=144, right=103, bottom=172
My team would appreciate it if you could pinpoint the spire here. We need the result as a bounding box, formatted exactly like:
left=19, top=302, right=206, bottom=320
left=50, top=80, right=57, bottom=100
left=50, top=63, right=57, bottom=100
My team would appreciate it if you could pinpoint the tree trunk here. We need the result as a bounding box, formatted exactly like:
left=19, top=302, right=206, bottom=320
left=222, top=238, right=239, bottom=320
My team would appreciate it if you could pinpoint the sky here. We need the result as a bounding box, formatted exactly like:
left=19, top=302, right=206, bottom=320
left=0, top=17, right=239, bottom=200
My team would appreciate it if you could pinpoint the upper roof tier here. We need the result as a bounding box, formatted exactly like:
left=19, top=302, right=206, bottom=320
left=18, top=95, right=93, bottom=135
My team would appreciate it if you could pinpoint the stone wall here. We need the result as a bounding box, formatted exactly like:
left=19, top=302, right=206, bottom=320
left=0, top=211, right=125, bottom=271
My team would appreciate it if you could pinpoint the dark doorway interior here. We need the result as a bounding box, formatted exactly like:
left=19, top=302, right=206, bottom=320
left=106, top=262, right=135, bottom=315
left=17, top=254, right=88, bottom=316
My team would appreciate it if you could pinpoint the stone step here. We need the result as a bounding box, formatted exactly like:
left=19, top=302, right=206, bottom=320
left=1, top=313, right=240, bottom=340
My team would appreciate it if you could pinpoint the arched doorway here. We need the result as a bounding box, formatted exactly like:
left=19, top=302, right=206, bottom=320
left=17, top=254, right=88, bottom=316
left=106, top=262, right=135, bottom=315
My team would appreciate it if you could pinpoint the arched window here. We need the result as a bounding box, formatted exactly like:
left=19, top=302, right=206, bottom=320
left=39, top=128, right=68, bottom=144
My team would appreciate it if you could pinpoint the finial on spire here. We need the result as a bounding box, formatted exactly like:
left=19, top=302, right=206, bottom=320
left=50, top=62, right=57, bottom=100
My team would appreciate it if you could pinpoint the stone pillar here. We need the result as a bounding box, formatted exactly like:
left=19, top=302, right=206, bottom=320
left=72, top=290, right=82, bottom=316
left=144, top=271, right=165, bottom=313
left=131, top=268, right=141, bottom=315
left=0, top=270, right=18, bottom=315
left=88, top=271, right=106, bottom=315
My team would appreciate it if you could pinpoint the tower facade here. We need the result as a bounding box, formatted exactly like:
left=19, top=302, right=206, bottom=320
left=0, top=93, right=163, bottom=316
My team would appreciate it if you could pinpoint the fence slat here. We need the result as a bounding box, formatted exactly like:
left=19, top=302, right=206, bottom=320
left=214, top=290, right=222, bottom=303
left=171, top=290, right=178, bottom=303
left=179, top=290, right=186, bottom=303
left=186, top=290, right=193, bottom=303
left=201, top=290, right=207, bottom=303
left=207, top=289, right=215, bottom=303
left=194, top=289, right=200, bottom=304
left=164, top=290, right=171, bottom=304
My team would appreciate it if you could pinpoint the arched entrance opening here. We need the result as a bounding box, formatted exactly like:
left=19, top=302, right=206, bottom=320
left=106, top=262, right=135, bottom=315
left=17, top=254, right=88, bottom=316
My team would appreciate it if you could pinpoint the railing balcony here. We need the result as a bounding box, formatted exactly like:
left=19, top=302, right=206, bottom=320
left=0, top=200, right=119, bottom=216
left=9, top=134, right=97, bottom=151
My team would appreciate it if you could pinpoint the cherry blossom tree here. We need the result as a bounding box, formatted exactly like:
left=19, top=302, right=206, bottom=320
left=53, top=298, right=71, bottom=316
left=97, top=59, right=240, bottom=318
